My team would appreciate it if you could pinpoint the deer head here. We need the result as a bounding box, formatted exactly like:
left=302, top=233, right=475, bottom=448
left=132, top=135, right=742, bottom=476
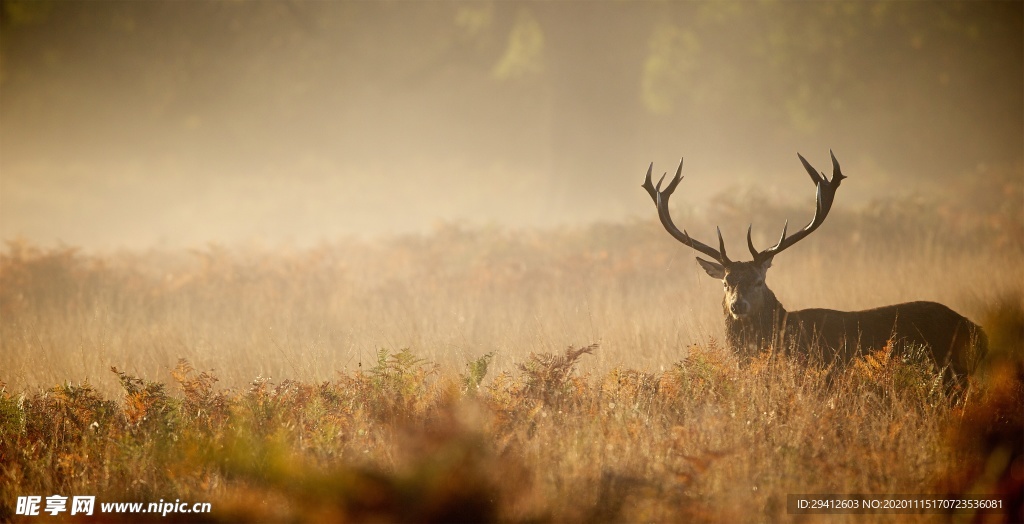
left=642, top=152, right=846, bottom=321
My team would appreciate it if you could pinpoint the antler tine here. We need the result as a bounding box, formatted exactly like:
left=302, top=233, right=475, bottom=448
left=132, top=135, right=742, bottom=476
left=830, top=149, right=846, bottom=182
left=798, top=152, right=824, bottom=185
left=642, top=158, right=727, bottom=264
left=664, top=158, right=685, bottom=194
left=754, top=152, right=844, bottom=263
left=746, top=224, right=757, bottom=259
left=776, top=220, right=789, bottom=248
left=751, top=220, right=788, bottom=264
left=746, top=221, right=786, bottom=259
left=716, top=226, right=732, bottom=264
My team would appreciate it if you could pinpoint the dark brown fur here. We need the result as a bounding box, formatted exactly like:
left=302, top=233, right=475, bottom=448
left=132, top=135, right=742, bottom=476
left=716, top=262, right=987, bottom=380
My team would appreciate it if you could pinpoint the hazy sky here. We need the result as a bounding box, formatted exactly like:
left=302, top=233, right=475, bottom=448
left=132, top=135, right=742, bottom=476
left=1, top=1, right=1021, bottom=248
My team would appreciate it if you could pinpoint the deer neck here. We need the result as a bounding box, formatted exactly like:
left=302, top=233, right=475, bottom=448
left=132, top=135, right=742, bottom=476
left=723, top=288, right=788, bottom=355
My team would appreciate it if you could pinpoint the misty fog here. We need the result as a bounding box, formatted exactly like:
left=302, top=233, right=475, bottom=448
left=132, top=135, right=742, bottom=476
left=1, top=1, right=1021, bottom=248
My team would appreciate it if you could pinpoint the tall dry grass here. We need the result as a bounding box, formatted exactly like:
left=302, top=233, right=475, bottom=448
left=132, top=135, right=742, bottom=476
left=1, top=186, right=1022, bottom=521
left=2, top=332, right=1021, bottom=521
left=2, top=213, right=1020, bottom=396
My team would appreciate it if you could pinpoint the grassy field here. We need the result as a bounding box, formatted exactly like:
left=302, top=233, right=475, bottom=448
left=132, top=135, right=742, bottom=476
left=1, top=199, right=1023, bottom=521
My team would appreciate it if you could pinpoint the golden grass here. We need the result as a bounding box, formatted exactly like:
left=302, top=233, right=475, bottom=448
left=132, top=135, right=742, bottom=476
left=2, top=220, right=1019, bottom=395
left=1, top=216, right=1022, bottom=522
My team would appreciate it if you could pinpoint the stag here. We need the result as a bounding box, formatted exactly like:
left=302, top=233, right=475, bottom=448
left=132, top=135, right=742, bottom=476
left=643, top=152, right=986, bottom=380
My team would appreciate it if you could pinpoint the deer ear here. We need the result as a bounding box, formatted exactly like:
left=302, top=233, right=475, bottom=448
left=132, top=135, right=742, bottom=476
left=759, top=256, right=773, bottom=271
left=696, top=257, right=725, bottom=279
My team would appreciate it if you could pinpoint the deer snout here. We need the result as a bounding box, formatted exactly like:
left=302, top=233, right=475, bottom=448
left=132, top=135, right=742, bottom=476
left=729, top=300, right=750, bottom=317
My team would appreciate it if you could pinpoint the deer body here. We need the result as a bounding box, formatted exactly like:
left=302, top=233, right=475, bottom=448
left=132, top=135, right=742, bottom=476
left=644, top=152, right=987, bottom=380
left=724, top=294, right=985, bottom=377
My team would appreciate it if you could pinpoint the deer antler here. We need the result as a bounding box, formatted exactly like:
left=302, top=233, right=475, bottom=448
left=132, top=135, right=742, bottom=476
left=642, top=158, right=731, bottom=264
left=747, top=150, right=846, bottom=264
